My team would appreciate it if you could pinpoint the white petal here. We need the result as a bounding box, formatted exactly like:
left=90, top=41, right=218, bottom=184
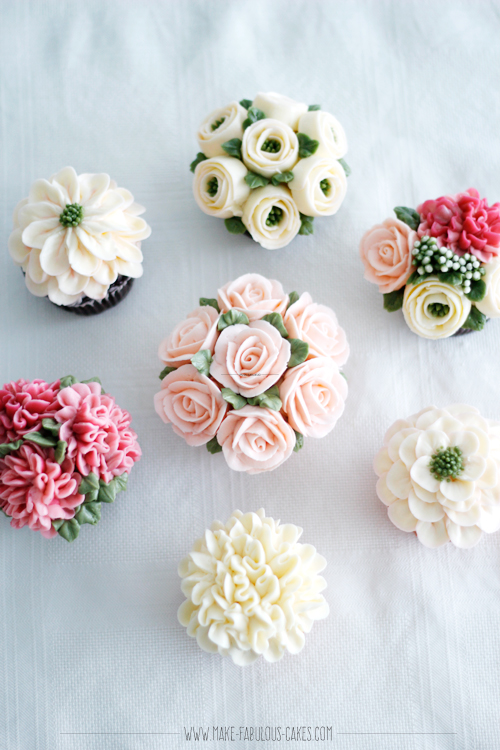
left=469, top=428, right=491, bottom=458
left=84, top=278, right=108, bottom=300
left=114, top=258, right=143, bottom=278
left=439, top=479, right=475, bottom=502
left=415, top=408, right=449, bottom=430
left=383, top=419, right=413, bottom=445
left=445, top=503, right=481, bottom=527
left=18, top=201, right=61, bottom=226
left=388, top=428, right=418, bottom=462
left=75, top=226, right=116, bottom=261
left=8, top=229, right=29, bottom=264
left=481, top=484, right=500, bottom=506
left=25, top=273, right=49, bottom=297
left=78, top=172, right=110, bottom=206
left=28, top=178, right=66, bottom=207
left=415, top=429, right=449, bottom=459
left=437, top=489, right=477, bottom=513
left=92, top=261, right=117, bottom=286
left=445, top=403, right=480, bottom=418
left=477, top=458, right=498, bottom=489
left=459, top=413, right=490, bottom=432
left=408, top=490, right=444, bottom=522
left=386, top=460, right=411, bottom=499
left=411, top=480, right=438, bottom=504
left=47, top=277, right=82, bottom=306
left=448, top=430, right=479, bottom=458
left=27, top=248, right=48, bottom=284
left=373, top=448, right=392, bottom=476
left=445, top=520, right=482, bottom=548
left=39, top=228, right=70, bottom=275
left=22, top=218, right=60, bottom=250
left=477, top=504, right=500, bottom=533
left=68, top=236, right=101, bottom=276
left=51, top=166, right=79, bottom=203
left=461, top=455, right=486, bottom=481
left=399, top=432, right=420, bottom=469
left=410, top=456, right=440, bottom=492
left=57, top=268, right=89, bottom=295
left=387, top=498, right=418, bottom=532
left=376, top=475, right=397, bottom=506
left=113, top=237, right=143, bottom=263
left=416, top=520, right=449, bottom=548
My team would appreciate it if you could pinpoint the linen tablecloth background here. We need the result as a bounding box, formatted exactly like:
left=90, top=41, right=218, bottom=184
left=2, top=1, right=500, bottom=748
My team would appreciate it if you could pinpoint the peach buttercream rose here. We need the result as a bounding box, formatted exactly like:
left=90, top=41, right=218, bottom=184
left=154, top=365, right=227, bottom=447
left=217, top=406, right=296, bottom=474
left=279, top=357, right=348, bottom=438
left=284, top=293, right=349, bottom=366
left=359, top=217, right=416, bottom=294
left=210, top=320, right=291, bottom=398
left=217, top=273, right=288, bottom=322
left=158, top=306, right=219, bottom=367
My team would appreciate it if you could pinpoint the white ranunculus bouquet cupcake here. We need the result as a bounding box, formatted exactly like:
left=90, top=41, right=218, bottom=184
left=190, top=94, right=350, bottom=249
left=154, top=273, right=349, bottom=474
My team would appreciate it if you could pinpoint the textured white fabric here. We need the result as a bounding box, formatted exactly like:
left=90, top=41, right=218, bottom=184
left=1, top=1, right=500, bottom=748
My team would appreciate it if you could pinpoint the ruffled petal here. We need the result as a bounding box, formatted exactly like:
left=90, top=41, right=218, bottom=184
left=439, top=478, right=475, bottom=502
left=8, top=228, right=29, bottom=264
left=415, top=519, right=449, bottom=548
left=376, top=474, right=397, bottom=506
left=28, top=178, right=66, bottom=207
left=445, top=519, right=482, bottom=548
left=39, top=228, right=70, bottom=275
left=410, top=456, right=440, bottom=492
left=22, top=218, right=60, bottom=250
left=387, top=498, right=418, bottom=532
left=386, top=460, right=411, bottom=499
left=408, top=490, right=444, bottom=522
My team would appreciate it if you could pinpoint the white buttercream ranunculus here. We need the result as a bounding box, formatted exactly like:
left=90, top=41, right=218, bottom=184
left=475, top=257, right=500, bottom=318
left=217, top=273, right=288, bottom=321
left=242, top=119, right=299, bottom=178
left=241, top=184, right=300, bottom=250
left=374, top=404, right=500, bottom=548
left=197, top=101, right=247, bottom=158
left=297, top=111, right=347, bottom=160
left=289, top=157, right=347, bottom=217
left=8, top=167, right=150, bottom=306
left=178, top=509, right=329, bottom=664
left=193, top=156, right=250, bottom=218
left=402, top=278, right=471, bottom=339
left=252, top=92, right=308, bottom=131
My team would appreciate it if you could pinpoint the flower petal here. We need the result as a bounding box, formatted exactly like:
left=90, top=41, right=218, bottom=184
left=92, top=261, right=117, bottom=286
left=461, top=455, right=486, bottom=481
left=68, top=236, right=101, bottom=276
left=78, top=172, right=110, bottom=207
left=445, top=502, right=481, bottom=527
left=75, top=226, right=116, bottom=261
left=51, top=166, right=79, bottom=203
left=383, top=419, right=413, bottom=445
left=415, top=429, right=449, bottom=459
left=477, top=458, right=498, bottom=489
left=114, top=258, right=143, bottom=278
left=8, top=229, right=29, bottom=264
left=477, top=504, right=500, bottom=533
left=57, top=268, right=89, bottom=296
left=25, top=273, right=49, bottom=297
left=22, top=218, right=60, bottom=250
left=373, top=448, right=392, bottom=476
left=47, top=277, right=82, bottom=306
left=376, top=475, right=397, bottom=506
left=445, top=403, right=480, bottom=418
left=27, top=248, right=48, bottom=284
left=411, top=480, right=438, bottom=503
left=113, top=237, right=143, bottom=263
left=387, top=498, right=418, bottom=532
left=28, top=178, right=66, bottom=207
left=448, top=430, right=480, bottom=458
left=386, top=460, right=411, bottom=499
left=416, top=519, right=449, bottom=548
left=410, top=455, right=440, bottom=492
left=415, top=408, right=449, bottom=430
left=84, top=278, right=108, bottom=300
left=387, top=428, right=418, bottom=462
left=18, top=200, right=61, bottom=226
left=399, top=432, right=420, bottom=469
left=408, top=490, right=444, bottom=522
left=445, top=519, right=482, bottom=549
left=439, top=478, right=475, bottom=502
left=39, top=228, right=70, bottom=275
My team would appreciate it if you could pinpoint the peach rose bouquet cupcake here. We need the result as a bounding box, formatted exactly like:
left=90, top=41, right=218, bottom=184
left=154, top=273, right=349, bottom=474
left=359, top=189, right=500, bottom=339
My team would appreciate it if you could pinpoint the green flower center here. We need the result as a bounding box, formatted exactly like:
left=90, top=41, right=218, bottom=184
left=320, top=178, right=330, bottom=196
left=429, top=446, right=464, bottom=482
left=59, top=203, right=83, bottom=228
left=211, top=117, right=225, bottom=131
left=206, top=177, right=219, bottom=197
left=262, top=139, right=281, bottom=153
left=428, top=302, right=450, bottom=318
left=266, top=206, right=283, bottom=227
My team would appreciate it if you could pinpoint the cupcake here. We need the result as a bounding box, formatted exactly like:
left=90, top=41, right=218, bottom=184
left=178, top=509, right=329, bottom=665
left=8, top=166, right=151, bottom=315
left=0, top=376, right=141, bottom=540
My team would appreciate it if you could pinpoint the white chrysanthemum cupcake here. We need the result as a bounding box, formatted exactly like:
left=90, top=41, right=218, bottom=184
left=8, top=166, right=151, bottom=315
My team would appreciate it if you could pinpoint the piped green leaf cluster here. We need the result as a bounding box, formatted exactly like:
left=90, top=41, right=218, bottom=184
left=190, top=152, right=208, bottom=173
left=394, top=206, right=420, bottom=231
left=243, top=107, right=266, bottom=130
left=261, top=312, right=288, bottom=337
left=298, top=213, right=314, bottom=235
left=218, top=309, right=250, bottom=331
left=221, top=385, right=282, bottom=412
left=222, top=138, right=242, bottom=159
left=297, top=133, right=319, bottom=158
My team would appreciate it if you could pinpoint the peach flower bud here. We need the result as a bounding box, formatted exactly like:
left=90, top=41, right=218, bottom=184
left=279, top=357, right=347, bottom=438
left=217, top=273, right=288, bottom=322
left=284, top=292, right=349, bottom=366
left=158, top=306, right=219, bottom=367
left=217, top=406, right=296, bottom=474
left=359, top=217, right=416, bottom=294
left=153, top=365, right=227, bottom=447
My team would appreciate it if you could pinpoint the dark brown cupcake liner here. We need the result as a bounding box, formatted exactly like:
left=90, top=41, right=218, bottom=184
left=56, top=275, right=134, bottom=316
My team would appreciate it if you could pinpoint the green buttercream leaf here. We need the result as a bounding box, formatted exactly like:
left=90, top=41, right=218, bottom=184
left=261, top=312, right=288, bottom=337
left=23, top=431, right=58, bottom=448
left=75, top=502, right=101, bottom=526
left=41, top=418, right=60, bottom=437
left=288, top=338, right=309, bottom=368
left=340, top=371, right=347, bottom=381
left=297, top=133, right=319, bottom=158
left=221, top=388, right=247, bottom=410
left=247, top=385, right=282, bottom=411
left=462, top=306, right=487, bottom=331
left=84, top=488, right=99, bottom=503
left=59, top=375, right=77, bottom=389
left=98, top=479, right=117, bottom=504
left=190, top=152, right=208, bottom=173
left=308, top=104, right=321, bottom=111
left=206, top=436, right=223, bottom=454
left=338, top=158, right=351, bottom=177
left=55, top=518, right=80, bottom=542
left=218, top=309, right=250, bottom=330
left=287, top=291, right=299, bottom=308
left=245, top=172, right=270, bottom=189
left=383, top=288, right=405, bottom=312
left=54, top=440, right=67, bottom=465
left=159, top=365, right=176, bottom=380
left=239, top=99, right=253, bottom=110
left=114, top=473, right=128, bottom=493
left=243, top=107, right=265, bottom=130
left=0, top=440, right=23, bottom=457
left=438, top=271, right=463, bottom=286
left=465, top=279, right=487, bottom=302
left=199, top=297, right=220, bottom=312
left=191, top=349, right=213, bottom=377
left=293, top=431, right=304, bottom=452
left=394, top=206, right=420, bottom=231
left=407, top=270, right=420, bottom=285
left=298, top=213, right=314, bottom=235
left=81, top=376, right=105, bottom=394
left=224, top=217, right=247, bottom=235
left=271, top=171, right=294, bottom=186
left=221, top=138, right=242, bottom=159
left=78, top=472, right=100, bottom=495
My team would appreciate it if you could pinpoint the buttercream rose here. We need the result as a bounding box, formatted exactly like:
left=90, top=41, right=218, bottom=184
left=290, top=157, right=347, bottom=217
left=297, top=111, right=347, bottom=160
left=242, top=119, right=299, bottom=178
left=241, top=184, right=301, bottom=250
left=284, top=292, right=349, bottom=366
left=217, top=406, right=296, bottom=474
left=279, top=357, right=347, bottom=438
left=197, top=101, right=247, bottom=158
left=193, top=156, right=250, bottom=218
left=210, top=320, right=291, bottom=398
left=154, top=365, right=227, bottom=447
left=217, top=273, right=288, bottom=322
left=252, top=92, right=308, bottom=130
left=475, top=257, right=500, bottom=318
left=359, top=217, right=416, bottom=294
left=402, top=278, right=471, bottom=339
left=158, top=306, right=219, bottom=367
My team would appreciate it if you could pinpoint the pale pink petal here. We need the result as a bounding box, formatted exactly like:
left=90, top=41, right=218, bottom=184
left=439, top=479, right=475, bottom=502
left=387, top=498, right=418, bottom=532
left=410, top=456, right=440, bottom=493
left=39, top=228, right=70, bottom=275
left=408, top=491, right=444, bottom=522
left=376, top=475, right=397, bottom=506
left=415, top=429, right=449, bottom=458
left=373, top=448, right=392, bottom=476
left=415, top=519, right=449, bottom=548
left=386, top=460, right=411, bottom=499
left=445, top=520, right=482, bottom=548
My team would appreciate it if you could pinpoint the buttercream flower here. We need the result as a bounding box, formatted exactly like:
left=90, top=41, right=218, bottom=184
left=297, top=110, right=347, bottom=160
left=476, top=257, right=500, bottom=318
left=241, top=184, right=301, bottom=250
left=402, top=278, right=471, bottom=339
left=0, top=443, right=84, bottom=538
left=374, top=404, right=500, bottom=548
left=252, top=92, right=308, bottom=130
left=197, top=102, right=247, bottom=158
left=217, top=407, right=296, bottom=474
left=359, top=217, right=416, bottom=294
left=8, top=166, right=150, bottom=306
left=217, top=273, right=288, bottom=322
left=242, top=119, right=299, bottom=178
left=193, top=156, right=250, bottom=218
left=210, top=320, right=291, bottom=398
left=0, top=379, right=60, bottom=443
left=154, top=365, right=227, bottom=447
left=417, top=188, right=500, bottom=264
left=178, top=508, right=328, bottom=665
left=279, top=357, right=347, bottom=438
left=290, top=157, right=346, bottom=217
left=55, top=382, right=141, bottom=483
left=284, top=292, right=349, bottom=366
left=158, top=306, right=219, bottom=367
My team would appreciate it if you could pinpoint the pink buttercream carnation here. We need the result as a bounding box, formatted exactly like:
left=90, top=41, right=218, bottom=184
left=55, top=382, right=141, bottom=483
left=417, top=188, right=500, bottom=263
left=0, top=378, right=60, bottom=444
left=0, top=443, right=84, bottom=538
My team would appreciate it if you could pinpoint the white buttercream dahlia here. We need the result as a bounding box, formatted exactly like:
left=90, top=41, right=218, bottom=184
left=374, top=405, right=500, bottom=548
left=9, top=166, right=150, bottom=306
left=178, top=509, right=329, bottom=665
